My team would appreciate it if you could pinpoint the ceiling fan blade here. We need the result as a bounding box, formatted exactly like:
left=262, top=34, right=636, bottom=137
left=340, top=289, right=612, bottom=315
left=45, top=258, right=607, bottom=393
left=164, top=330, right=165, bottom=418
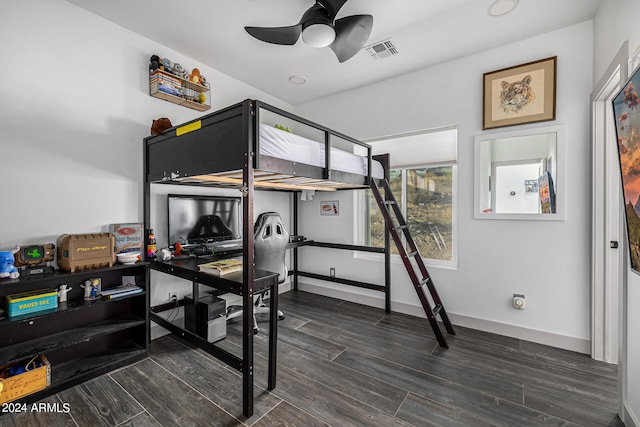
left=245, top=24, right=302, bottom=45
left=329, top=14, right=373, bottom=63
left=318, top=0, right=349, bottom=19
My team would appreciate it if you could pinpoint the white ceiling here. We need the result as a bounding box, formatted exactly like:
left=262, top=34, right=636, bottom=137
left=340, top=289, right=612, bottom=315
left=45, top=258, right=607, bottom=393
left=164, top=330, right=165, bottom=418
left=66, top=0, right=601, bottom=105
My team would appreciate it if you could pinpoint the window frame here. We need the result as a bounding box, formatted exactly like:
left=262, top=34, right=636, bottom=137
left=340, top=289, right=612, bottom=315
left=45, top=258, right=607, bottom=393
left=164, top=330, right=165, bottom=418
left=355, top=161, right=458, bottom=270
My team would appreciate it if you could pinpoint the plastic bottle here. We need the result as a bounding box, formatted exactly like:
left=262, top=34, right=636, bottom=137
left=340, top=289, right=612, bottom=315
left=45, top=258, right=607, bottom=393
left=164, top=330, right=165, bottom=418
left=147, top=229, right=157, bottom=259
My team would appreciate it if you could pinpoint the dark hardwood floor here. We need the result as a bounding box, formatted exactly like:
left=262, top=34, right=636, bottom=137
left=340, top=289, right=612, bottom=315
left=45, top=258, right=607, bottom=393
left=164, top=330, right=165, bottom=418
left=1, top=290, right=623, bottom=426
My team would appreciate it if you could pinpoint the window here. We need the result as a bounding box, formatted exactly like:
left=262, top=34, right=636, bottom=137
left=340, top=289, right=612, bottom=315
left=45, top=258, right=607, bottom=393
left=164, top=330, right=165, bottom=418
left=363, top=127, right=457, bottom=267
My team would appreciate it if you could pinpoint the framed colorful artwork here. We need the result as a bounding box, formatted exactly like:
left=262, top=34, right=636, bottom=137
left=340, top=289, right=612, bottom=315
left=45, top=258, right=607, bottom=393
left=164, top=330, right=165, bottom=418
left=483, top=56, right=557, bottom=130
left=613, top=64, right=640, bottom=273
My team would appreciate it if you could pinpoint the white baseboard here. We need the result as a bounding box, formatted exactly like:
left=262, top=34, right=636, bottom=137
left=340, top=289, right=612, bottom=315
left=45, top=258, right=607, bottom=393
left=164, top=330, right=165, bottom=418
left=296, top=281, right=590, bottom=354
left=624, top=402, right=639, bottom=427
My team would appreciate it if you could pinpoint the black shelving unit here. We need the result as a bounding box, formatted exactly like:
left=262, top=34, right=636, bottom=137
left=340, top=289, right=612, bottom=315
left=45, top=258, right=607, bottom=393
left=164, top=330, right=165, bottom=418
left=0, top=263, right=149, bottom=405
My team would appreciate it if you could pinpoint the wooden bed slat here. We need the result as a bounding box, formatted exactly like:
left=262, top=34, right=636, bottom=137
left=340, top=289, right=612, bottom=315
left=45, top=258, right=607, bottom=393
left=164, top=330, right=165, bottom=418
left=186, top=174, right=338, bottom=191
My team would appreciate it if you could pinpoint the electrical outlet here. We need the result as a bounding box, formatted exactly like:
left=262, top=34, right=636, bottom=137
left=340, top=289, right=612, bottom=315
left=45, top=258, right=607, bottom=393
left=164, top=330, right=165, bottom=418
left=330, top=268, right=335, bottom=277
left=169, top=291, right=177, bottom=302
left=513, top=294, right=526, bottom=310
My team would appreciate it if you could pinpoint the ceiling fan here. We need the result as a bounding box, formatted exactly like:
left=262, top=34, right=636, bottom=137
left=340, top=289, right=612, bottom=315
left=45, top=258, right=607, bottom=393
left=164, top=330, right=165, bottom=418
left=244, top=0, right=373, bottom=63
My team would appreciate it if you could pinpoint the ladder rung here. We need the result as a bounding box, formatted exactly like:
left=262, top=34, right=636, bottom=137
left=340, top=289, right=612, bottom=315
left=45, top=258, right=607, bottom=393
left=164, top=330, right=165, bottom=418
left=370, top=179, right=454, bottom=347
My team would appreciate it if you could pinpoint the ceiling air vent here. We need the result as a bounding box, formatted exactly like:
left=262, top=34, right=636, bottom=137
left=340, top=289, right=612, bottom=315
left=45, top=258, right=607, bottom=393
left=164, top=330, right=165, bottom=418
left=364, top=39, right=399, bottom=60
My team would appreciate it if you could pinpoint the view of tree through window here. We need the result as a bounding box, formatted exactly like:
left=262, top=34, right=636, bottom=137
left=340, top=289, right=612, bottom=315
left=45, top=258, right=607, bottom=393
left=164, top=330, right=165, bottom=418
left=369, top=166, right=454, bottom=261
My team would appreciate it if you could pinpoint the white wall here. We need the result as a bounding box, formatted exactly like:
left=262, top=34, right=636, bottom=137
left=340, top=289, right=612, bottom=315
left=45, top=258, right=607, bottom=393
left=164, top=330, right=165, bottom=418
left=593, top=1, right=640, bottom=425
left=0, top=0, right=291, bottom=251
left=295, top=21, right=594, bottom=353
left=0, top=0, right=293, bottom=334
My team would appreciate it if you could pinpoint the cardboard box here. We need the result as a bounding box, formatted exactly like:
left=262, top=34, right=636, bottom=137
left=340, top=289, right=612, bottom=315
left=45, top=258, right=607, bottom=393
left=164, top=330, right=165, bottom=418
left=6, top=289, right=58, bottom=318
left=57, top=233, right=116, bottom=272
left=109, top=223, right=143, bottom=255
left=0, top=355, right=51, bottom=404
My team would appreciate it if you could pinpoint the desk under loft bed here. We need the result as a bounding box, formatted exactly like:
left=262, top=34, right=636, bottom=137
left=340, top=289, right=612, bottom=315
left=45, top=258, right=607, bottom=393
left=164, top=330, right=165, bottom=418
left=142, top=99, right=391, bottom=417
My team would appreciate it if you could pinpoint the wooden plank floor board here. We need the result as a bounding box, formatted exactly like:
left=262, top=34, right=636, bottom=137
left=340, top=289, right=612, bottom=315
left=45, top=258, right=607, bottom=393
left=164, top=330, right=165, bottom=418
left=250, top=332, right=409, bottom=416
left=431, top=339, right=618, bottom=409
left=56, top=375, right=145, bottom=426
left=109, top=359, right=241, bottom=427
left=332, top=348, right=579, bottom=427
left=3, top=290, right=622, bottom=427
left=117, top=412, right=164, bottom=427
left=251, top=401, right=329, bottom=427
left=267, top=322, right=346, bottom=361
left=253, top=361, right=414, bottom=427
left=395, top=392, right=496, bottom=427
left=518, top=340, right=618, bottom=379
left=149, top=336, right=282, bottom=423
left=294, top=313, right=441, bottom=363
left=523, top=382, right=621, bottom=427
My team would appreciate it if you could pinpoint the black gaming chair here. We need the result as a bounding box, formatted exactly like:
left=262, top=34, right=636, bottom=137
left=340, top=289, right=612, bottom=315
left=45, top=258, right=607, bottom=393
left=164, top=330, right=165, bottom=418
left=227, top=212, right=287, bottom=333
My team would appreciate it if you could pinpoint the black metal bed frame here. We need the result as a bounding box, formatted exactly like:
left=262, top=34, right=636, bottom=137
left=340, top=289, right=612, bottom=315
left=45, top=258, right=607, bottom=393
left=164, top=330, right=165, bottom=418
left=143, top=99, right=391, bottom=417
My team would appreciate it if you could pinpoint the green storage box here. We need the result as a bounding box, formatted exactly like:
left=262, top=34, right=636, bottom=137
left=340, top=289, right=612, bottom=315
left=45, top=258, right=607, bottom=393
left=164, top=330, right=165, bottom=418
left=6, top=289, right=58, bottom=317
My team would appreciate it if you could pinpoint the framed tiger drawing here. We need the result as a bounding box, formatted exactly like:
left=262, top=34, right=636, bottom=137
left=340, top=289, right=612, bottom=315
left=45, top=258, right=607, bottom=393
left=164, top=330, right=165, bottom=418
left=483, top=56, right=557, bottom=130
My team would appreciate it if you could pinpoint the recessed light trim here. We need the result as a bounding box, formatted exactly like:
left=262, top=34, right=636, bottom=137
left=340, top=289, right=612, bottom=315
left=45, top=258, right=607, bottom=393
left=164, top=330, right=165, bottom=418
left=289, top=75, right=307, bottom=85
left=488, top=0, right=518, bottom=16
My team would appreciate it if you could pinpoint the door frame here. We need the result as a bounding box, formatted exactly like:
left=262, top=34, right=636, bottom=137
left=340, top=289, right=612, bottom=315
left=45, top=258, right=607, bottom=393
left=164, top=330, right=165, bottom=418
left=591, top=41, right=627, bottom=364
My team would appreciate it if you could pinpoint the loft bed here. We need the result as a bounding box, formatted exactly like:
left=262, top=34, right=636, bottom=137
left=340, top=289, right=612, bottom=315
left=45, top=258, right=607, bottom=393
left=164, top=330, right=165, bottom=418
left=144, top=99, right=386, bottom=190
left=142, top=99, right=391, bottom=417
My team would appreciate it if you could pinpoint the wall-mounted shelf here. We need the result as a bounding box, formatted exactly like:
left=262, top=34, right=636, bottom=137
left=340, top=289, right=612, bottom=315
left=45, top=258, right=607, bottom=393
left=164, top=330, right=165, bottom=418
left=150, top=70, right=211, bottom=112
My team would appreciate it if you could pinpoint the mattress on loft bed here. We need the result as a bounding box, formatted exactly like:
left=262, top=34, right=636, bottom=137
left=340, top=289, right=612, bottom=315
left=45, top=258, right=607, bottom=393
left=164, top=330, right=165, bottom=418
left=259, top=124, right=384, bottom=179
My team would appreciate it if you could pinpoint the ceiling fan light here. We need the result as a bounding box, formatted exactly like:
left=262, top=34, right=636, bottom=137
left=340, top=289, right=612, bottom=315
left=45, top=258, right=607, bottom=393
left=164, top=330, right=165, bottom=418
left=302, top=23, right=336, bottom=48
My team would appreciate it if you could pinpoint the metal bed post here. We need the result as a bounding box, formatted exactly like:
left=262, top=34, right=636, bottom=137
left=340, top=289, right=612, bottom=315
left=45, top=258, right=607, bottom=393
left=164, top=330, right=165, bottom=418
left=293, top=193, right=299, bottom=291
left=241, top=100, right=255, bottom=417
left=382, top=154, right=391, bottom=313
left=143, top=141, right=152, bottom=345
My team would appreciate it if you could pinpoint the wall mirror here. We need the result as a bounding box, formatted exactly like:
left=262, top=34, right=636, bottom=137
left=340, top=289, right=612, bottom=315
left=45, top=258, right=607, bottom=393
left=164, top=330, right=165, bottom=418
left=474, top=125, right=565, bottom=220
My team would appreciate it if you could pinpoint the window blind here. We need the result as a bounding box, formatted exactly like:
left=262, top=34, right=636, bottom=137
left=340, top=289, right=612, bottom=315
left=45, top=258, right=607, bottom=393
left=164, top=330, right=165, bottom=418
left=367, top=127, right=457, bottom=169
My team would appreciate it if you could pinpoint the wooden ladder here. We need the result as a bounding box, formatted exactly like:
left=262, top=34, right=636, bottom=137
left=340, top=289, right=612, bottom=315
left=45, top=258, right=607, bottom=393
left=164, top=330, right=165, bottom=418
left=370, top=179, right=455, bottom=348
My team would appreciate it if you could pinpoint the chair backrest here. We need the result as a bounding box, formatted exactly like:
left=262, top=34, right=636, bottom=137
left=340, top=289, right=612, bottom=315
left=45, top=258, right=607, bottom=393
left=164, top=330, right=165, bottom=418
left=254, top=212, right=289, bottom=284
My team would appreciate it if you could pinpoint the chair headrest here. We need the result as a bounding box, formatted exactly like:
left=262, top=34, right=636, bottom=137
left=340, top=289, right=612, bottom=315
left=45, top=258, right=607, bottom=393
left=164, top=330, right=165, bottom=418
left=254, top=212, right=289, bottom=284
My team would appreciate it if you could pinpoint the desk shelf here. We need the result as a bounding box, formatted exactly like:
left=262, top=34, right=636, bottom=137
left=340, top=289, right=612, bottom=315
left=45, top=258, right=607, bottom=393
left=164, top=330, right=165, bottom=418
left=147, top=258, right=279, bottom=417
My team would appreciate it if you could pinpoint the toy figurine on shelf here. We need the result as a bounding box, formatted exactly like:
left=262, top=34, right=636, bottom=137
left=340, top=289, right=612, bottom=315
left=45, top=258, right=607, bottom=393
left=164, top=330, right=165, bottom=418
left=189, top=68, right=202, bottom=85
left=0, top=247, right=19, bottom=279
left=173, top=242, right=183, bottom=256
left=81, top=278, right=100, bottom=300
left=57, top=284, right=72, bottom=303
left=157, top=248, right=172, bottom=261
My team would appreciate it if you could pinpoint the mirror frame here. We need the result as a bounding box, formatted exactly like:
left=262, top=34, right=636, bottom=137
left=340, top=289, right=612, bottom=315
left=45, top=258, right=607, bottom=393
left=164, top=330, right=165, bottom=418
left=474, top=125, right=565, bottom=220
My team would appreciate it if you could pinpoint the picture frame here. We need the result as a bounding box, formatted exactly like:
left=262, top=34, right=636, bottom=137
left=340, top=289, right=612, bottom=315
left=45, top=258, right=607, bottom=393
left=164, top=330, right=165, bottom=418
left=524, top=179, right=538, bottom=193
left=320, top=200, right=339, bottom=216
left=483, top=56, right=557, bottom=130
left=613, top=63, right=640, bottom=273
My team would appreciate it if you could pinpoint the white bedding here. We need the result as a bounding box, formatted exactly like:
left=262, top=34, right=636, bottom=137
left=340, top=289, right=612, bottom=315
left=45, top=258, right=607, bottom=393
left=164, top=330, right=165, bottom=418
left=259, top=124, right=384, bottom=179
